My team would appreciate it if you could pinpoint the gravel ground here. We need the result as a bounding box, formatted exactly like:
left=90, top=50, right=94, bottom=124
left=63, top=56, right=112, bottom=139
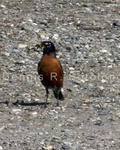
left=0, top=0, right=120, bottom=150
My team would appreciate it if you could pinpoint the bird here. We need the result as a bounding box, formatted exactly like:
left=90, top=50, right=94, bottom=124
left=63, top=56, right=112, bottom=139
left=37, top=41, right=64, bottom=107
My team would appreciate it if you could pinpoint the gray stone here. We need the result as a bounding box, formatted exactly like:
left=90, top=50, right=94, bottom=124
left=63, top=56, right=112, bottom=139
left=62, top=141, right=73, bottom=149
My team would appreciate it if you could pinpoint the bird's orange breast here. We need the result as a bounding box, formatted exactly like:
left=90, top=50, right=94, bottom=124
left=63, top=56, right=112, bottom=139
left=38, top=55, right=63, bottom=89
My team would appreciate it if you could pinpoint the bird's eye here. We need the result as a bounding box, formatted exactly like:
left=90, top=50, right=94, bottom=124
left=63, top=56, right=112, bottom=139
left=45, top=42, right=51, bottom=47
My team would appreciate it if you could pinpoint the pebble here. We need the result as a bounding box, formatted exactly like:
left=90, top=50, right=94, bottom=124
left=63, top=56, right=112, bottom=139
left=31, top=112, right=38, bottom=116
left=113, top=21, right=120, bottom=27
left=0, top=146, right=2, bottom=150
left=63, top=130, right=74, bottom=138
left=107, top=65, right=113, bottom=68
left=15, top=60, right=25, bottom=64
left=18, top=44, right=28, bottom=49
left=95, top=120, right=102, bottom=126
left=9, top=68, right=16, bottom=72
left=35, top=29, right=40, bottom=33
left=101, top=79, right=107, bottom=83
left=40, top=34, right=49, bottom=40
left=62, top=141, right=73, bottom=149
left=66, top=46, right=72, bottom=51
left=53, top=33, right=59, bottom=40
left=20, top=53, right=31, bottom=59
left=84, top=99, right=92, bottom=104
left=12, top=48, right=19, bottom=53
left=100, top=49, right=108, bottom=53
left=116, top=44, right=120, bottom=48
left=0, top=126, right=5, bottom=131
left=116, top=113, right=120, bottom=118
left=22, top=24, right=35, bottom=31
left=0, top=4, right=6, bottom=8
left=57, top=106, right=66, bottom=111
left=98, top=86, right=104, bottom=91
left=2, top=52, right=10, bottom=57
left=33, top=98, right=40, bottom=102
left=3, top=10, right=8, bottom=15
left=85, top=7, right=92, bottom=13
left=12, top=109, right=22, bottom=114
left=22, top=93, right=31, bottom=101
left=42, top=145, right=54, bottom=150
left=69, top=67, right=75, bottom=71
left=51, top=136, right=61, bottom=142
left=87, top=149, right=96, bottom=150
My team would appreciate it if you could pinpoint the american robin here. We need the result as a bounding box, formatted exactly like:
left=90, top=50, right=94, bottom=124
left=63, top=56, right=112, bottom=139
left=37, top=41, right=64, bottom=107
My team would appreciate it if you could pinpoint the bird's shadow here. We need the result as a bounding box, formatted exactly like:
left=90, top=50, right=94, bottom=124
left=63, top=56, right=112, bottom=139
left=13, top=100, right=50, bottom=107
left=0, top=100, right=50, bottom=107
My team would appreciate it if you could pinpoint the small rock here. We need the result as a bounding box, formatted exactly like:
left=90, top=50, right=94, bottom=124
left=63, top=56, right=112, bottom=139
left=34, top=98, right=40, bottom=102
left=75, top=20, right=81, bottom=26
left=47, top=111, right=54, bottom=116
left=0, top=146, right=3, bottom=150
left=0, top=126, right=5, bottom=131
left=107, top=65, right=113, bottom=68
left=66, top=46, right=72, bottom=51
left=69, top=67, right=75, bottom=71
left=94, top=120, right=102, bottom=126
left=20, top=53, right=31, bottom=59
left=85, top=7, right=92, bottom=13
left=84, top=99, right=92, bottom=104
left=86, top=136, right=95, bottom=140
left=116, top=44, right=120, bottom=48
left=9, top=68, right=16, bottom=72
left=53, top=33, right=59, bottom=40
left=100, top=49, right=108, bottom=53
left=40, top=34, right=49, bottom=40
left=12, top=108, right=22, bottom=114
left=28, top=18, right=33, bottom=22
left=85, top=44, right=90, bottom=49
left=3, top=52, right=10, bottom=57
left=98, top=86, right=104, bottom=91
left=62, top=141, right=73, bottom=149
left=51, top=136, right=61, bottom=142
left=101, top=79, right=107, bottom=83
left=10, top=24, right=14, bottom=27
left=1, top=33, right=7, bottom=39
left=18, top=44, right=28, bottom=49
left=3, top=10, right=8, bottom=15
left=113, top=21, right=120, bottom=27
left=76, top=3, right=81, bottom=7
left=31, top=112, right=38, bottom=116
left=42, top=145, right=54, bottom=150
left=15, top=60, right=25, bottom=64
left=35, top=29, right=40, bottom=33
left=63, top=130, right=74, bottom=138
left=57, top=106, right=66, bottom=111
left=116, top=113, right=120, bottom=118
left=23, top=24, right=35, bottom=31
left=0, top=4, right=6, bottom=8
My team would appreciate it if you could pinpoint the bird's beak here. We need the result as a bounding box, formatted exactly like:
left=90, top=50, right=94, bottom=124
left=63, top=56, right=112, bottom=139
left=41, top=45, right=45, bottom=50
left=36, top=43, right=45, bottom=50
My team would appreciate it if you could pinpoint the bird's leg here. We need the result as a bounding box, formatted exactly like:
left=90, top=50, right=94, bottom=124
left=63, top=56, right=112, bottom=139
left=45, top=88, right=49, bottom=107
left=56, top=90, right=60, bottom=106
left=56, top=99, right=59, bottom=106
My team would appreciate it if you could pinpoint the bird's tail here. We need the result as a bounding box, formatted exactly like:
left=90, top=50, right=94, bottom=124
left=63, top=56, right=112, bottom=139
left=53, top=89, right=64, bottom=100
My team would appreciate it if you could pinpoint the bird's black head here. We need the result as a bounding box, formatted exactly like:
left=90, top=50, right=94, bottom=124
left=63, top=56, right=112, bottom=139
left=40, top=41, right=56, bottom=55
